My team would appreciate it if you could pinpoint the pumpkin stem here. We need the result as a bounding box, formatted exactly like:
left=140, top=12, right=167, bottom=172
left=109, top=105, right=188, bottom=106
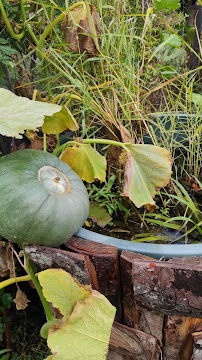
left=23, top=245, right=55, bottom=322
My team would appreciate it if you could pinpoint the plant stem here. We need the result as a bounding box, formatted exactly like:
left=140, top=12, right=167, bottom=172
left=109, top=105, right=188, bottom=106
left=0, top=275, right=31, bottom=290
left=38, top=13, right=65, bottom=47
left=43, top=133, right=47, bottom=151
left=19, top=0, right=39, bottom=46
left=82, top=138, right=130, bottom=149
left=0, top=0, right=25, bottom=40
left=53, top=138, right=130, bottom=157
left=23, top=245, right=54, bottom=322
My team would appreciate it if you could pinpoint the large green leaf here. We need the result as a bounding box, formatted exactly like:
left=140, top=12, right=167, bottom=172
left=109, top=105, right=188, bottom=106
left=153, top=0, right=181, bottom=10
left=38, top=269, right=90, bottom=319
left=61, top=144, right=107, bottom=182
left=121, top=144, right=172, bottom=208
left=47, top=290, right=116, bottom=360
left=0, top=89, right=63, bottom=138
left=42, top=107, right=79, bottom=134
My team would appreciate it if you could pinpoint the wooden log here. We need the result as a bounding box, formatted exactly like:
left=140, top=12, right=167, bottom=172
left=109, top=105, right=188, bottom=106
left=192, top=344, right=202, bottom=360
left=65, top=236, right=122, bottom=322
left=163, top=315, right=202, bottom=360
left=107, top=351, right=126, bottom=360
left=132, top=258, right=202, bottom=317
left=120, top=251, right=164, bottom=343
left=192, top=323, right=202, bottom=360
left=108, top=321, right=160, bottom=359
left=25, top=244, right=98, bottom=289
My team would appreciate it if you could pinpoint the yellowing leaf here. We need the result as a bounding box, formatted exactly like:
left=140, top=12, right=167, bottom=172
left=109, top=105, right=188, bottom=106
left=69, top=4, right=87, bottom=25
left=47, top=290, right=116, bottom=360
left=38, top=269, right=90, bottom=318
left=61, top=144, right=107, bottom=182
left=0, top=88, right=62, bottom=139
left=121, top=144, right=172, bottom=208
left=42, top=107, right=79, bottom=134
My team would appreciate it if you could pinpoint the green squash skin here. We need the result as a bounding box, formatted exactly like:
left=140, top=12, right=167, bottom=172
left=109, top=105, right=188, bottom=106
left=0, top=149, right=89, bottom=247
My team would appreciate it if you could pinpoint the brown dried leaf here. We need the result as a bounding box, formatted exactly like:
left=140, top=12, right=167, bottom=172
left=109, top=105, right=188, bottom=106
left=61, top=4, right=101, bottom=54
left=13, top=288, right=30, bottom=310
left=29, top=134, right=43, bottom=150
left=27, top=132, right=57, bottom=152
left=0, top=241, right=13, bottom=278
left=146, top=203, right=157, bottom=212
left=118, top=123, right=133, bottom=143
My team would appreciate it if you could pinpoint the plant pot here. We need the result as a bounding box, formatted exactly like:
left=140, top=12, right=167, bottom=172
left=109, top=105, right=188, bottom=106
left=143, top=113, right=202, bottom=147
left=76, top=228, right=202, bottom=259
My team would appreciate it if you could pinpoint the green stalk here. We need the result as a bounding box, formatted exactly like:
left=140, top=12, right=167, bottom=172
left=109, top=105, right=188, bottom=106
left=37, top=12, right=65, bottom=59
left=19, top=0, right=39, bottom=45
left=38, top=12, right=65, bottom=47
left=0, top=275, right=31, bottom=290
left=0, top=0, right=25, bottom=40
left=23, top=245, right=54, bottom=322
left=43, top=133, right=47, bottom=151
left=37, top=2, right=86, bottom=60
left=53, top=138, right=130, bottom=157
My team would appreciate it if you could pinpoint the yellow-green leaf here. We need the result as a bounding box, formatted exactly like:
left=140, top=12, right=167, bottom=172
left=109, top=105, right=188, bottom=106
left=69, top=4, right=87, bottom=26
left=0, top=88, right=62, bottom=139
left=38, top=269, right=90, bottom=318
left=42, top=107, right=79, bottom=134
left=61, top=144, right=107, bottom=182
left=47, top=290, right=116, bottom=360
left=121, top=144, right=172, bottom=208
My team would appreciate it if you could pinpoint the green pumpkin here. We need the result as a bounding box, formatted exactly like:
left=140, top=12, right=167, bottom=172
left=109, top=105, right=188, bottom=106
left=0, top=149, right=89, bottom=247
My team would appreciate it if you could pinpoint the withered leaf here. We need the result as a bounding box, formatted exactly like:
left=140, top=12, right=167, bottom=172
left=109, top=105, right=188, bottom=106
left=13, top=289, right=30, bottom=310
left=61, top=4, right=101, bottom=54
left=121, top=144, right=172, bottom=208
left=0, top=241, right=13, bottom=278
left=27, top=132, right=57, bottom=152
left=118, top=123, right=134, bottom=143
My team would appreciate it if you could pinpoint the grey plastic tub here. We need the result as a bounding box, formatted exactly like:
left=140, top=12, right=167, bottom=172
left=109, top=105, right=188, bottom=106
left=143, top=113, right=202, bottom=147
left=75, top=228, right=202, bottom=260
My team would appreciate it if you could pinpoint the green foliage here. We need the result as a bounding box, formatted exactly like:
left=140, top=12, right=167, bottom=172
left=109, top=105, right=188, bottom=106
left=190, top=93, right=202, bottom=111
left=153, top=0, right=181, bottom=10
left=0, top=289, right=13, bottom=357
left=88, top=175, right=130, bottom=220
left=145, top=179, right=202, bottom=241
left=0, top=38, right=18, bottom=89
